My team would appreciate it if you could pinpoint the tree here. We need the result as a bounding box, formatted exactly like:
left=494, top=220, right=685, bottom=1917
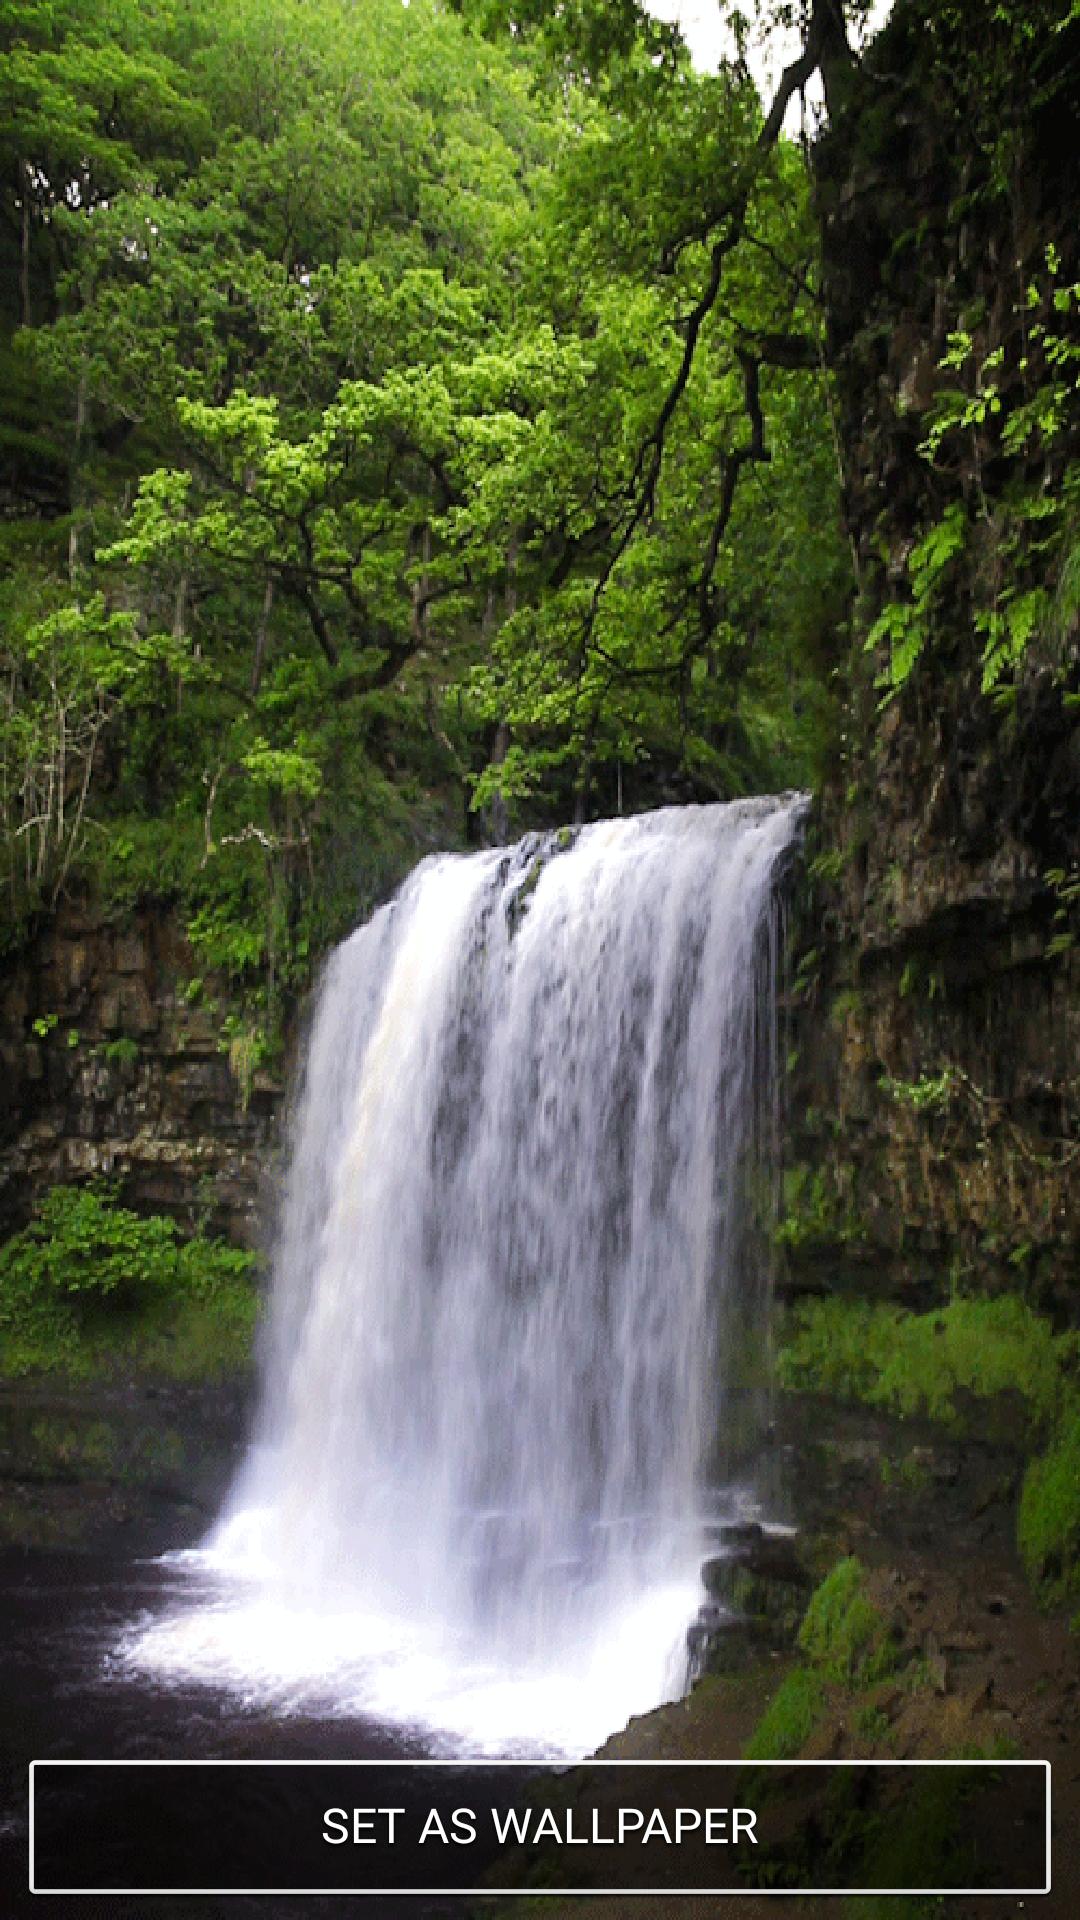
left=0, top=0, right=857, bottom=1007
left=0, top=0, right=568, bottom=995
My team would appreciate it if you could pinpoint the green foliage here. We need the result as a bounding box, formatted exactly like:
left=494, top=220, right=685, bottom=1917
left=829, top=987, right=863, bottom=1025
left=870, top=246, right=1079, bottom=698
left=1, top=0, right=558, bottom=980
left=774, top=1165, right=865, bottom=1252
left=879, top=1069, right=955, bottom=1112
left=224, top=1020, right=269, bottom=1110
left=102, top=1036, right=140, bottom=1067
left=898, top=956, right=944, bottom=1001
left=809, top=846, right=847, bottom=885
left=0, top=1183, right=256, bottom=1378
left=0, top=0, right=853, bottom=1001
left=865, top=503, right=968, bottom=694
left=2, top=1185, right=175, bottom=1309
left=1045, top=864, right=1079, bottom=959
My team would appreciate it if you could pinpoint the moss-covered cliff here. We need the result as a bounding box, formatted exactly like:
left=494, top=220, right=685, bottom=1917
left=784, top=0, right=1080, bottom=1304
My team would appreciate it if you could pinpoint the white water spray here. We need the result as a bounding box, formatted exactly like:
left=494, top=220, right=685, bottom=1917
left=126, top=797, right=805, bottom=1754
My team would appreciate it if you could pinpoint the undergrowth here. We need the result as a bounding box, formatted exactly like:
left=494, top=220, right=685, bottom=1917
left=0, top=1183, right=258, bottom=1380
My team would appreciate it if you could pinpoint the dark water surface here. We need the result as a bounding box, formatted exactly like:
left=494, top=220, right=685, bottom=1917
left=0, top=1545, right=471, bottom=1920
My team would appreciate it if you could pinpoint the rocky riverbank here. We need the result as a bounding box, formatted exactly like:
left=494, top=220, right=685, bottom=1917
left=587, top=1381, right=1079, bottom=1919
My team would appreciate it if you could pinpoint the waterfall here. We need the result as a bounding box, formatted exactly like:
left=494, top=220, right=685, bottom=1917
left=126, top=796, right=806, bottom=1755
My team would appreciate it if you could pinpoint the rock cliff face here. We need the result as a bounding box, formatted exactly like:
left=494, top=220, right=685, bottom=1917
left=0, top=902, right=283, bottom=1243
left=785, top=1, right=1080, bottom=1303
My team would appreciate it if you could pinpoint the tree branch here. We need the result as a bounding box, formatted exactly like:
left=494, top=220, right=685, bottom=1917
left=569, top=0, right=850, bottom=679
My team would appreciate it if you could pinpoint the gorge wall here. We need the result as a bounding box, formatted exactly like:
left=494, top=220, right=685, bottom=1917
left=0, top=902, right=282, bottom=1243
left=784, top=0, right=1080, bottom=1306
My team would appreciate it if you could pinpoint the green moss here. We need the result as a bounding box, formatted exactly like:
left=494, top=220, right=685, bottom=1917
left=880, top=1449, right=932, bottom=1492
left=744, top=1666, right=827, bottom=1760
left=1019, top=1411, right=1080, bottom=1608
left=2, top=1411, right=193, bottom=1485
left=744, top=1559, right=897, bottom=1761
left=23, top=1414, right=118, bottom=1477
left=798, top=1556, right=898, bottom=1683
left=782, top=1293, right=1080, bottom=1614
left=778, top=1292, right=1070, bottom=1433
left=879, top=1067, right=953, bottom=1108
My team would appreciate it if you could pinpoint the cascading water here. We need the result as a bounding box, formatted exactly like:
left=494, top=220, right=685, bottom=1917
left=125, top=796, right=806, bottom=1755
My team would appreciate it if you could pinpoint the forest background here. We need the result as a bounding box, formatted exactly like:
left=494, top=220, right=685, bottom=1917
left=1, top=0, right=1079, bottom=1789
left=0, top=0, right=866, bottom=1041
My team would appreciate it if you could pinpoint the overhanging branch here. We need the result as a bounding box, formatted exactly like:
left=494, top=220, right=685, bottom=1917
left=573, top=0, right=850, bottom=681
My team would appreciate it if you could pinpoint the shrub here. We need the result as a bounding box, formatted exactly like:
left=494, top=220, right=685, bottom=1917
left=0, top=1183, right=256, bottom=1376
